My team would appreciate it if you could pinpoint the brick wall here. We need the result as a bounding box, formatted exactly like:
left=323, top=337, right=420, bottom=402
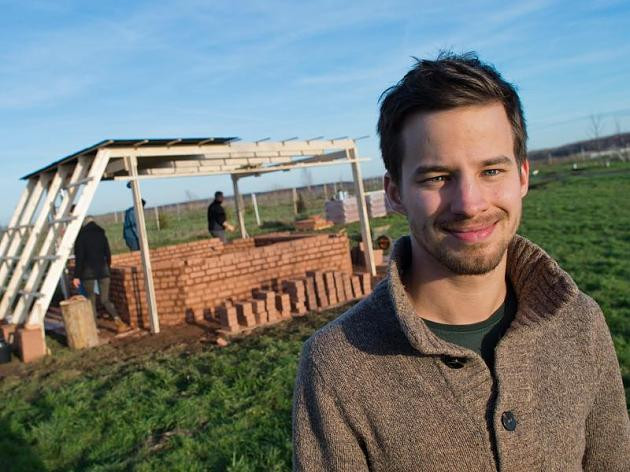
left=109, top=233, right=352, bottom=328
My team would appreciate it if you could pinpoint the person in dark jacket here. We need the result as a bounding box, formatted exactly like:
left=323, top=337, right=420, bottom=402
left=73, top=218, right=126, bottom=330
left=207, top=191, right=234, bottom=242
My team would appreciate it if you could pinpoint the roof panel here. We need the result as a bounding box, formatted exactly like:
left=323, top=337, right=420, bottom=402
left=21, top=137, right=238, bottom=179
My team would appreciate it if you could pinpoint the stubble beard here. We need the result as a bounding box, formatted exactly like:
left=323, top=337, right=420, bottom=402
left=412, top=210, right=519, bottom=276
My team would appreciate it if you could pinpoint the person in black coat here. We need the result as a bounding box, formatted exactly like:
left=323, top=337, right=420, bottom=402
left=73, top=218, right=125, bottom=329
left=207, top=191, right=234, bottom=242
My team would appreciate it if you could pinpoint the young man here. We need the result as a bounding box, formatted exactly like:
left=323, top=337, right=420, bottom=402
left=207, top=191, right=234, bottom=243
left=292, top=53, right=629, bottom=471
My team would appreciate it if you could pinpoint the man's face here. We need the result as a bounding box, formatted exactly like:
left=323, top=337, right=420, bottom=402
left=385, top=102, right=529, bottom=275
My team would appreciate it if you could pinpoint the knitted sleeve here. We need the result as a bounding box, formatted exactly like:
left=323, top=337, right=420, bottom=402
left=292, top=342, right=369, bottom=471
left=582, top=304, right=630, bottom=471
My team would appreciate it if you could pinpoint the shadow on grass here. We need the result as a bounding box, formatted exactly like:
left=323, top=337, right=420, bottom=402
left=0, top=417, right=46, bottom=471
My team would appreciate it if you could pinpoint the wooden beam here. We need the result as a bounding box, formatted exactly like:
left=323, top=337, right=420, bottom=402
left=231, top=174, right=248, bottom=239
left=349, top=147, right=376, bottom=277
left=125, top=155, right=160, bottom=334
left=105, top=139, right=357, bottom=159
left=0, top=176, right=49, bottom=292
left=112, top=158, right=369, bottom=181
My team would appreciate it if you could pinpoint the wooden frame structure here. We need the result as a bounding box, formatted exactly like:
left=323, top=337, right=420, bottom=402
left=1, top=137, right=376, bottom=346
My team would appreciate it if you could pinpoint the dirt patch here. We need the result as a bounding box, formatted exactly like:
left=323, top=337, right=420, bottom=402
left=0, top=321, right=220, bottom=382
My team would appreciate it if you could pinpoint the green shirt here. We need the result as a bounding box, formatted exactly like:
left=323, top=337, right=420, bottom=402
left=424, top=282, right=517, bottom=370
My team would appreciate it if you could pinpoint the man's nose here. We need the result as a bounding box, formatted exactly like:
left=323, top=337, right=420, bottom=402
left=449, top=176, right=489, bottom=217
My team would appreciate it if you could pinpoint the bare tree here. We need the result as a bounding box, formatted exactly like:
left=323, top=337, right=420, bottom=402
left=185, top=190, right=199, bottom=201
left=588, top=114, right=604, bottom=151
left=614, top=116, right=622, bottom=135
left=301, top=168, right=313, bottom=192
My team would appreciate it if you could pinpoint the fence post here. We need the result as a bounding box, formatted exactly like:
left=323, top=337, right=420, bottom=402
left=292, top=188, right=298, bottom=216
left=252, top=193, right=261, bottom=226
left=154, top=207, right=160, bottom=231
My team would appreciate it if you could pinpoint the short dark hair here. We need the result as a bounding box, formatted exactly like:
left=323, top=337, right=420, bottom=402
left=214, top=191, right=223, bottom=199
left=377, top=51, right=527, bottom=184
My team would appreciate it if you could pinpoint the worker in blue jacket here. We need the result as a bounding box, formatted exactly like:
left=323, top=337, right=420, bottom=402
left=123, top=199, right=145, bottom=251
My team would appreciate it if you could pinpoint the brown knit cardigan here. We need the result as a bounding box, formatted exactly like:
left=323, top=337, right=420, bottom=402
left=293, top=235, right=630, bottom=471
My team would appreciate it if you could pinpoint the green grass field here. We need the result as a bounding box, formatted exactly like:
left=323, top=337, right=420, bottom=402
left=1, top=163, right=628, bottom=471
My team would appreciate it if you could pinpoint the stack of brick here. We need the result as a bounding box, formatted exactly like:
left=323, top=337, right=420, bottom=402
left=213, top=269, right=373, bottom=333
left=282, top=279, right=307, bottom=315
left=324, top=198, right=359, bottom=224
left=365, top=190, right=388, bottom=218
left=293, top=215, right=334, bottom=231
left=323, top=191, right=389, bottom=224
left=253, top=289, right=280, bottom=322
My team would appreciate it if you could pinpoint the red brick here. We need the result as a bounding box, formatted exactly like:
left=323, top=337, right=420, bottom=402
left=251, top=299, right=268, bottom=324
left=16, top=326, right=46, bottom=363
left=333, top=272, right=347, bottom=303
left=216, top=306, right=239, bottom=332
left=275, top=293, right=291, bottom=319
left=342, top=272, right=354, bottom=300
left=351, top=275, right=363, bottom=299
left=324, top=272, right=338, bottom=305
left=235, top=301, right=256, bottom=327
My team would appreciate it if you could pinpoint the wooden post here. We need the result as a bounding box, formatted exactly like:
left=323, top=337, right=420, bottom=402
left=125, top=155, right=160, bottom=334
left=231, top=174, right=248, bottom=238
left=60, top=295, right=99, bottom=349
left=114, top=211, right=118, bottom=223
left=333, top=181, right=338, bottom=198
left=348, top=147, right=376, bottom=276
left=292, top=188, right=298, bottom=215
left=154, top=207, right=160, bottom=231
left=323, top=183, right=328, bottom=201
left=252, top=193, right=261, bottom=226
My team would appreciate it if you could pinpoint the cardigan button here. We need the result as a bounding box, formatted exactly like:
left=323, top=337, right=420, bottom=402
left=442, top=356, right=466, bottom=369
left=501, top=411, right=517, bottom=431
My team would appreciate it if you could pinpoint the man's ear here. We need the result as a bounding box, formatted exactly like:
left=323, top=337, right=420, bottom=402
left=384, top=172, right=406, bottom=215
left=519, top=159, right=530, bottom=198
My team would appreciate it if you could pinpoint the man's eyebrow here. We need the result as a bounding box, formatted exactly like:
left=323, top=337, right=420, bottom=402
left=411, top=156, right=513, bottom=176
left=480, top=155, right=513, bottom=167
left=412, top=164, right=453, bottom=176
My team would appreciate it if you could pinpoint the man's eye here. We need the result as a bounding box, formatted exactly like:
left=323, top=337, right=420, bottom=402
left=421, top=175, right=448, bottom=184
left=482, top=169, right=503, bottom=177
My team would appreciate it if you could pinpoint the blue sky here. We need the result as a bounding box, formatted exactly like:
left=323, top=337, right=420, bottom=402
left=1, top=0, right=629, bottom=223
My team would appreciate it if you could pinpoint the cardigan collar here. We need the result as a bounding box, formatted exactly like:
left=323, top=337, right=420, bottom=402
left=384, top=234, right=580, bottom=356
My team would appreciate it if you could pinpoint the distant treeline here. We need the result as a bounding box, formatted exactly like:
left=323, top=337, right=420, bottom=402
left=529, top=132, right=630, bottom=160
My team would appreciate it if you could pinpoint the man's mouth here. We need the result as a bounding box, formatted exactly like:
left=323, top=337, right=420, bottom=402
left=442, top=221, right=497, bottom=243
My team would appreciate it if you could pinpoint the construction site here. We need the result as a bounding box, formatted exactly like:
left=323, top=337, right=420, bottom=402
left=0, top=137, right=389, bottom=363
